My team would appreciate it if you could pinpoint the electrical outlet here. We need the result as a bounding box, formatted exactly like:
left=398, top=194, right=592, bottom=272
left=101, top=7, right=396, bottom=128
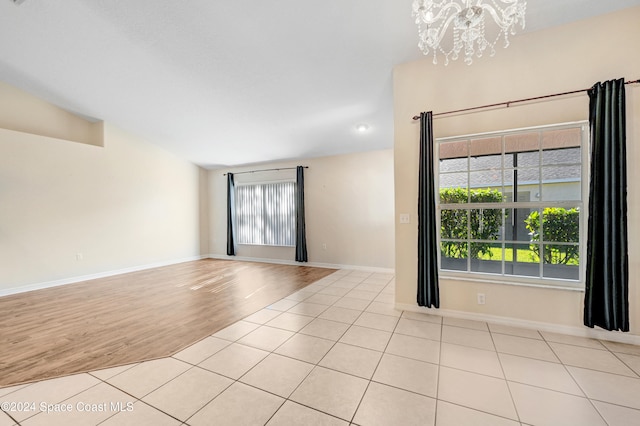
left=399, top=213, right=410, bottom=224
left=477, top=293, right=486, bottom=305
left=322, top=243, right=327, bottom=250
left=76, top=253, right=83, bottom=261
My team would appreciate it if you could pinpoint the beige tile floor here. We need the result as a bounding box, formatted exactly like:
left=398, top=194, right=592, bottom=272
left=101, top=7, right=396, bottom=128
left=2, top=269, right=640, bottom=425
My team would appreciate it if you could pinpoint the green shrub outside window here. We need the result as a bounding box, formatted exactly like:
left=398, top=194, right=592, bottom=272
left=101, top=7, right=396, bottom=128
left=440, top=188, right=504, bottom=259
left=524, top=207, right=580, bottom=265
left=440, top=188, right=580, bottom=265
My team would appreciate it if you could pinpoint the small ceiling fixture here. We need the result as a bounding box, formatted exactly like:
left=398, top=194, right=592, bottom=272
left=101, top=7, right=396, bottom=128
left=412, top=0, right=527, bottom=65
left=356, top=124, right=370, bottom=132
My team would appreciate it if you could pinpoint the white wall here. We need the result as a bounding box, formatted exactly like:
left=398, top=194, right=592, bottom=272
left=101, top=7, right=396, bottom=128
left=0, top=85, right=206, bottom=293
left=209, top=149, right=395, bottom=270
left=393, top=7, right=640, bottom=337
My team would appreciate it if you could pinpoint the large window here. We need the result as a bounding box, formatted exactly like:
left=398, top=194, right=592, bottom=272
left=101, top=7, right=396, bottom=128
left=437, top=122, right=587, bottom=285
left=235, top=181, right=296, bottom=246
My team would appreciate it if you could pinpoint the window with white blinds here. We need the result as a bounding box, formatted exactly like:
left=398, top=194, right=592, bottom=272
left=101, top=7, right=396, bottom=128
left=235, top=181, right=296, bottom=246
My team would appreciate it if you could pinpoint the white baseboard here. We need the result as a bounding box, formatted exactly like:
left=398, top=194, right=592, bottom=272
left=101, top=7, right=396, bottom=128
left=207, top=254, right=395, bottom=274
left=0, top=255, right=208, bottom=297
left=396, top=302, right=640, bottom=346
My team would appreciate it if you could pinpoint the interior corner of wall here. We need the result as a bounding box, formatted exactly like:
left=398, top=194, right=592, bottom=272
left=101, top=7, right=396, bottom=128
left=88, top=120, right=105, bottom=147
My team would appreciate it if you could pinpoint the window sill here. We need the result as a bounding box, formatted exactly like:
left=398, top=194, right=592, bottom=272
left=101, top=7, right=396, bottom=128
left=237, top=243, right=295, bottom=248
left=439, top=271, right=585, bottom=292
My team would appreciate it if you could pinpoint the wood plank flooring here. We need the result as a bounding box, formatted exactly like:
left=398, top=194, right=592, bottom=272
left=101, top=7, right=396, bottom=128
left=0, top=259, right=335, bottom=387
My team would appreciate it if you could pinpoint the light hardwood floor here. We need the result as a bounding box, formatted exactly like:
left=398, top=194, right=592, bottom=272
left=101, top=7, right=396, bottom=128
left=0, top=259, right=335, bottom=387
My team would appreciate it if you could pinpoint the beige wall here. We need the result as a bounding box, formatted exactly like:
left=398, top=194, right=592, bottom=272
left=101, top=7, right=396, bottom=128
left=209, top=149, right=395, bottom=269
left=0, top=86, right=205, bottom=292
left=394, top=7, right=640, bottom=335
left=0, top=81, right=103, bottom=146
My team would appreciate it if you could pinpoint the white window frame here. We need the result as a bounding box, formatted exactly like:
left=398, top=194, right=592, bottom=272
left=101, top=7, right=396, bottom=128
left=435, top=121, right=589, bottom=290
left=234, top=179, right=296, bottom=247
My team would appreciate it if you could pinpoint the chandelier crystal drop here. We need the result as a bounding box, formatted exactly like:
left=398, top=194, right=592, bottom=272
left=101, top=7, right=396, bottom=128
left=412, top=0, right=526, bottom=65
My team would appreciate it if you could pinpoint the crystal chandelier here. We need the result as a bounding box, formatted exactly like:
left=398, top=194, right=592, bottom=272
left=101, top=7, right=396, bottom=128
left=412, top=0, right=527, bottom=65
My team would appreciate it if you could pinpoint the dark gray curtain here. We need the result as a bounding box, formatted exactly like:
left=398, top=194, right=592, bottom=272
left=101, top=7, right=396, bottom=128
left=584, top=79, right=629, bottom=332
left=226, top=173, right=236, bottom=256
left=295, top=166, right=308, bottom=262
left=417, top=111, right=440, bottom=308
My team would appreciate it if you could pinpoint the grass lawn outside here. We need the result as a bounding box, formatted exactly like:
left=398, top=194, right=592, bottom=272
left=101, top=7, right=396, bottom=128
left=479, top=247, right=537, bottom=263
left=477, top=246, right=579, bottom=266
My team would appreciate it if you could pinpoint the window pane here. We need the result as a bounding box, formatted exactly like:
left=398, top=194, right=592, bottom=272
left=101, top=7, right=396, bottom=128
left=541, top=207, right=580, bottom=244
left=539, top=207, right=580, bottom=273
left=504, top=243, right=541, bottom=278
left=470, top=137, right=501, bottom=172
left=440, top=181, right=469, bottom=203
left=470, top=137, right=502, bottom=158
left=542, top=147, right=581, bottom=165
left=511, top=167, right=541, bottom=186
left=504, top=207, right=536, bottom=242
left=504, top=169, right=539, bottom=203
left=440, top=157, right=467, bottom=173
left=469, top=208, right=503, bottom=273
left=470, top=154, right=501, bottom=171
left=505, top=132, right=539, bottom=153
left=543, top=244, right=580, bottom=280
left=470, top=242, right=502, bottom=274
left=440, top=209, right=468, bottom=239
left=440, top=140, right=468, bottom=160
left=505, top=132, right=539, bottom=167
left=505, top=152, right=540, bottom=168
left=542, top=127, right=581, bottom=150
left=469, top=171, right=502, bottom=198
left=540, top=165, right=581, bottom=201
left=440, top=241, right=468, bottom=271
left=469, top=209, right=503, bottom=243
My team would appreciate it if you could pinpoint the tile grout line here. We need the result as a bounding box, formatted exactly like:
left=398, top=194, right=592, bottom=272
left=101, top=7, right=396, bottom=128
left=432, top=314, right=444, bottom=425
left=7, top=378, right=108, bottom=425
left=2, top=409, right=19, bottom=426
left=96, top=375, right=187, bottom=425
left=347, top=296, right=403, bottom=425
left=601, top=342, right=640, bottom=380
left=544, top=338, right=612, bottom=426
left=489, top=324, right=523, bottom=425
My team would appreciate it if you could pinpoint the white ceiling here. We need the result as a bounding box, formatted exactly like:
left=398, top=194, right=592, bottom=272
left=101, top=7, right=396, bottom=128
left=1, top=0, right=639, bottom=168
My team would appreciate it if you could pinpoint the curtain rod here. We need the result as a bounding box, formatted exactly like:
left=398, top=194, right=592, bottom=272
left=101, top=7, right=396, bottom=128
left=223, top=166, right=308, bottom=176
left=412, top=78, right=640, bottom=120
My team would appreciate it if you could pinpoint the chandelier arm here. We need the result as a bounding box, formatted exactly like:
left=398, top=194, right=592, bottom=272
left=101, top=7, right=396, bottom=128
left=434, top=13, right=464, bottom=47
left=484, top=1, right=526, bottom=28
left=419, top=2, right=462, bottom=25
left=480, top=4, right=510, bottom=29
